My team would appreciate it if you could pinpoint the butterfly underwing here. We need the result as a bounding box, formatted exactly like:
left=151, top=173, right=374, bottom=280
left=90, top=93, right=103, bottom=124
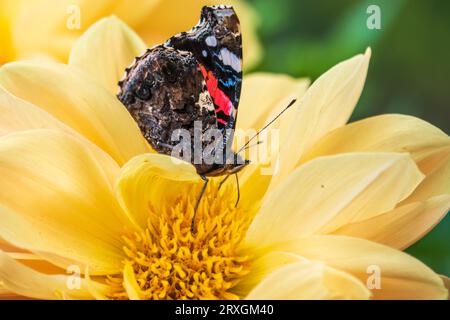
left=117, top=5, right=247, bottom=178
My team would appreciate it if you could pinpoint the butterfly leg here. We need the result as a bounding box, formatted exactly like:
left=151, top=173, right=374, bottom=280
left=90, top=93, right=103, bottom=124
left=234, top=173, right=240, bottom=208
left=218, top=174, right=240, bottom=207
left=191, top=175, right=209, bottom=234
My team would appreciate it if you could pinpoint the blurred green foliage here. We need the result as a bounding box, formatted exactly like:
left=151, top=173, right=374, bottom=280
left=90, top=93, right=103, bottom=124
left=246, top=0, right=450, bottom=275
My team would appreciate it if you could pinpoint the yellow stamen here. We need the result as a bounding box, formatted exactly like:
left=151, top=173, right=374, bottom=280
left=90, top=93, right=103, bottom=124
left=108, top=181, right=251, bottom=300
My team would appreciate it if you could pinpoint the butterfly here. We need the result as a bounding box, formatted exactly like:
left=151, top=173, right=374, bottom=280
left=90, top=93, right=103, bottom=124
left=118, top=5, right=295, bottom=231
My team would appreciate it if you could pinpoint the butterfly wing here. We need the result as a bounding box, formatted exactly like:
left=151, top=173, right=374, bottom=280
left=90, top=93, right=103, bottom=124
left=165, top=5, right=243, bottom=131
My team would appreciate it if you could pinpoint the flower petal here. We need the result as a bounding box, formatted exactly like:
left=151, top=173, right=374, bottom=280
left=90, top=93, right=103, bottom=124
left=401, top=156, right=450, bottom=205
left=273, top=236, right=448, bottom=300
left=332, top=195, right=450, bottom=250
left=104, top=0, right=161, bottom=33
left=233, top=251, right=303, bottom=296
left=244, top=255, right=370, bottom=300
left=246, top=153, right=423, bottom=247
left=301, top=114, right=450, bottom=175
left=0, top=61, right=151, bottom=165
left=3, top=250, right=66, bottom=276
left=115, top=154, right=202, bottom=229
left=0, top=85, right=122, bottom=183
left=3, top=0, right=77, bottom=62
left=5, top=0, right=153, bottom=60
left=236, top=74, right=309, bottom=208
left=271, top=48, right=371, bottom=189
left=0, top=129, right=129, bottom=274
left=123, top=263, right=143, bottom=300
left=442, top=276, right=450, bottom=299
left=0, top=250, right=107, bottom=300
left=0, top=290, right=27, bottom=300
left=236, top=73, right=309, bottom=132
left=0, top=0, right=16, bottom=64
left=0, top=237, right=25, bottom=253
left=245, top=260, right=328, bottom=300
left=69, top=16, right=146, bottom=94
left=0, top=85, right=69, bottom=136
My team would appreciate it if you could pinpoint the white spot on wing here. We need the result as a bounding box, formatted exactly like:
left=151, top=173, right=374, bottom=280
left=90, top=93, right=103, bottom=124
left=205, top=36, right=217, bottom=47
left=199, top=89, right=214, bottom=111
left=219, top=48, right=242, bottom=73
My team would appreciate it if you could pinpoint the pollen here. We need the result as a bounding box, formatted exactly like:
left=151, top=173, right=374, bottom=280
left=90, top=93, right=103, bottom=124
left=108, top=181, right=252, bottom=300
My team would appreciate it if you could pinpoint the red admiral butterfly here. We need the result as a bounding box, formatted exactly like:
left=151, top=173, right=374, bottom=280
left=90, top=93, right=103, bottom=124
left=118, top=5, right=295, bottom=231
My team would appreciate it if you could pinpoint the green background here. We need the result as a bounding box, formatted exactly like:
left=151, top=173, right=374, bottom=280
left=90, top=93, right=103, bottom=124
left=246, top=0, right=449, bottom=275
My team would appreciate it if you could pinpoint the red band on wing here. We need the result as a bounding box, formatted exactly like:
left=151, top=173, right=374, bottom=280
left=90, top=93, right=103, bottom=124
left=199, top=65, right=233, bottom=120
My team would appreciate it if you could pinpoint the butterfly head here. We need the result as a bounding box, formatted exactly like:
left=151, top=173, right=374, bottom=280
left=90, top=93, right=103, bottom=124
left=200, top=152, right=250, bottom=177
left=225, top=155, right=250, bottom=174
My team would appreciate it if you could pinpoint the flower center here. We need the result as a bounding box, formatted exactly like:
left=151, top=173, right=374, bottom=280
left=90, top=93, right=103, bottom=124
left=108, top=181, right=251, bottom=300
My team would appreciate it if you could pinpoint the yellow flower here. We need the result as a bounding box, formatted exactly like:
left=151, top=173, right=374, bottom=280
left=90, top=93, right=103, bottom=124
left=0, top=0, right=261, bottom=69
left=0, top=17, right=449, bottom=300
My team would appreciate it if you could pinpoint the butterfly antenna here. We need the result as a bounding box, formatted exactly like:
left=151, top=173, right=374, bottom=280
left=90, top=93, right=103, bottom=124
left=237, top=99, right=297, bottom=154
left=243, top=140, right=263, bottom=150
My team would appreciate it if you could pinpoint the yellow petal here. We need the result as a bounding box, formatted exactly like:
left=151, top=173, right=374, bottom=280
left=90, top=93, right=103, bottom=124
left=136, top=0, right=261, bottom=70
left=0, top=61, right=151, bottom=165
left=332, top=195, right=450, bottom=250
left=401, top=157, right=450, bottom=205
left=246, top=153, right=423, bottom=247
left=69, top=16, right=147, bottom=94
left=442, top=276, right=450, bottom=300
left=0, top=290, right=27, bottom=300
left=10, top=254, right=68, bottom=277
left=238, top=164, right=274, bottom=212
left=84, top=266, right=109, bottom=300
left=3, top=0, right=151, bottom=62
left=274, top=235, right=448, bottom=300
left=0, top=85, right=121, bottom=184
left=236, top=73, right=309, bottom=208
left=0, top=0, right=16, bottom=64
left=0, top=237, right=25, bottom=254
left=123, top=263, right=143, bottom=300
left=245, top=260, right=328, bottom=300
left=107, top=0, right=161, bottom=29
left=0, top=85, right=69, bottom=136
left=5, top=0, right=151, bottom=62
left=271, top=48, right=371, bottom=189
left=0, top=250, right=107, bottom=300
left=244, top=255, right=370, bottom=300
left=233, top=251, right=303, bottom=296
left=236, top=73, right=309, bottom=132
left=301, top=114, right=450, bottom=175
left=115, top=154, right=202, bottom=229
left=3, top=0, right=76, bottom=62
left=0, top=129, right=130, bottom=274
left=322, top=266, right=372, bottom=300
